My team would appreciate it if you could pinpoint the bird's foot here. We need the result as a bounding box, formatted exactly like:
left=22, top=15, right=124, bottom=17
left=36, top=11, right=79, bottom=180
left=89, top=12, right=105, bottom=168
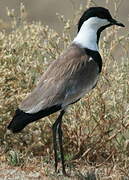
left=62, top=169, right=70, bottom=177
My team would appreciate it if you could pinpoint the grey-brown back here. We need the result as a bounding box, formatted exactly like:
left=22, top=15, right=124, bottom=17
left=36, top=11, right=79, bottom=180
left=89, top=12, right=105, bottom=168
left=19, top=44, right=99, bottom=113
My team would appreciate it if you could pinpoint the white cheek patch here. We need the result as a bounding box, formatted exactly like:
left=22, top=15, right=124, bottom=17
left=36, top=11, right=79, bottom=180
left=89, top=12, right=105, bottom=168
left=88, top=17, right=109, bottom=27
left=73, top=17, right=110, bottom=51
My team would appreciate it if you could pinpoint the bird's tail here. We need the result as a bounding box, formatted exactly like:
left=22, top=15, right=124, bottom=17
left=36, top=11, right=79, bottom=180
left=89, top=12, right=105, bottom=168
left=7, top=105, right=61, bottom=133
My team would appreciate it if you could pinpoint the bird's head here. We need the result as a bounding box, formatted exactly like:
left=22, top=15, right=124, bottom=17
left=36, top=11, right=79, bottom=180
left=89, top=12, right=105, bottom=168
left=73, top=7, right=125, bottom=50
left=78, top=7, right=125, bottom=33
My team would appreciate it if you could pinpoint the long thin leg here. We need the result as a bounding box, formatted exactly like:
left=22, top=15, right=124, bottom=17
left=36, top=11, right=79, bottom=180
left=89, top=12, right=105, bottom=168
left=52, top=122, right=58, bottom=172
left=57, top=110, right=67, bottom=175
left=52, top=110, right=65, bottom=173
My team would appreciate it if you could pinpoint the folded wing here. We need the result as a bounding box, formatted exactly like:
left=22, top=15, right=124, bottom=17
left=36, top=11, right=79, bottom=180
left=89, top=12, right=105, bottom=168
left=20, top=44, right=99, bottom=114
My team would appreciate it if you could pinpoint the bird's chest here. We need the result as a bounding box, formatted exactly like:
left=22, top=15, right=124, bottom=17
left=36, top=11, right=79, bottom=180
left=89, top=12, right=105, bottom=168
left=78, top=58, right=99, bottom=89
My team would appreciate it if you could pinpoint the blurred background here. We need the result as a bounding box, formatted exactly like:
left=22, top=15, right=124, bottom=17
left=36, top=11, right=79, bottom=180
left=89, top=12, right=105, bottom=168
left=0, top=1, right=129, bottom=179
left=0, top=0, right=128, bottom=32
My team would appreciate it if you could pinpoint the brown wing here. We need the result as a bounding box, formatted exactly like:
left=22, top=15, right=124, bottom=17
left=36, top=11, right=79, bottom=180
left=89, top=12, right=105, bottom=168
left=19, top=44, right=99, bottom=113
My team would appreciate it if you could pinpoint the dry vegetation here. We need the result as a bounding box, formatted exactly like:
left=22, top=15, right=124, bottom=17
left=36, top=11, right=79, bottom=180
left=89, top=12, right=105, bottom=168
left=0, top=0, right=129, bottom=179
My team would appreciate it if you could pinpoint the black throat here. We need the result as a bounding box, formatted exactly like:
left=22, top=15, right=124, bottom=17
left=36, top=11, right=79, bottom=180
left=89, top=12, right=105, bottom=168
left=86, top=25, right=111, bottom=72
left=84, top=48, right=102, bottom=73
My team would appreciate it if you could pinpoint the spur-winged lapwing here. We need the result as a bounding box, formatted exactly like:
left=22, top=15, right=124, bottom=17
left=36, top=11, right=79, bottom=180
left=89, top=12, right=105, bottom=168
left=8, top=7, right=124, bottom=175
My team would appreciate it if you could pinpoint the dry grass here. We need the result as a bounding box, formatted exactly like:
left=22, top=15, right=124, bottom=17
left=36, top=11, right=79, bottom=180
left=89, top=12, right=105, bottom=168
left=0, top=1, right=129, bottom=179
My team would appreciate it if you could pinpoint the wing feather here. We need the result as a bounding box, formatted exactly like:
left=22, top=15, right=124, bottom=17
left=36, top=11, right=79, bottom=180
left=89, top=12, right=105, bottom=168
left=19, top=44, right=99, bottom=113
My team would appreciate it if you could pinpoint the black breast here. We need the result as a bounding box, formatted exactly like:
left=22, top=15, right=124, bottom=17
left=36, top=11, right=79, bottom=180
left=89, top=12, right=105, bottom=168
left=84, top=48, right=102, bottom=73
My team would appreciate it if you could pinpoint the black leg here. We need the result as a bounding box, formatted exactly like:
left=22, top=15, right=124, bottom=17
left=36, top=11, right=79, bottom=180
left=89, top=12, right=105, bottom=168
left=57, top=111, right=67, bottom=175
left=52, top=122, right=58, bottom=172
left=52, top=110, right=65, bottom=173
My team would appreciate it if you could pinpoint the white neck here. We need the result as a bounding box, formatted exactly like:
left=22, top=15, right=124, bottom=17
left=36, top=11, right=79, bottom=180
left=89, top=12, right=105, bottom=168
left=73, top=17, right=109, bottom=51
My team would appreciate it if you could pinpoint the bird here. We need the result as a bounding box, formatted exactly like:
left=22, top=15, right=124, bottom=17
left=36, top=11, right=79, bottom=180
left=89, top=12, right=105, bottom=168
left=7, top=7, right=124, bottom=175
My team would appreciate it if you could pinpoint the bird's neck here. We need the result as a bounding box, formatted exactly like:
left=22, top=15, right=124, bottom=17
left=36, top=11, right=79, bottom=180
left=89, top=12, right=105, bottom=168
left=73, top=22, right=100, bottom=51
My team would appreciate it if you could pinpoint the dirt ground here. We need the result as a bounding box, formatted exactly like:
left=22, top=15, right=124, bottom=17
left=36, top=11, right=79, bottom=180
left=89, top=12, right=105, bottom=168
left=0, top=163, right=97, bottom=180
